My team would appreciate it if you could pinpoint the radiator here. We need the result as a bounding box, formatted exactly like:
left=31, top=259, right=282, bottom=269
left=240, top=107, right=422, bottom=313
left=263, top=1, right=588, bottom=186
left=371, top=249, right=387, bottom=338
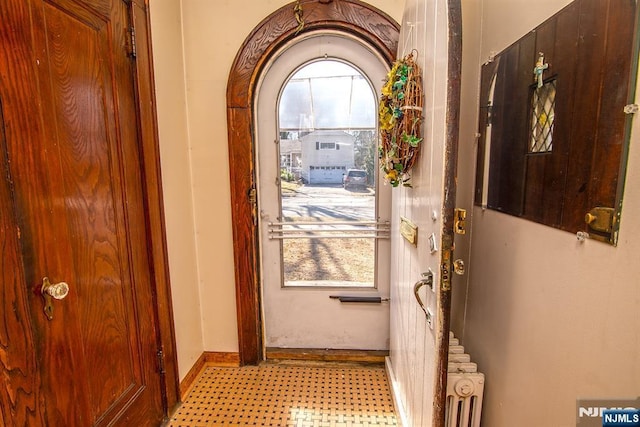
left=445, top=332, right=485, bottom=427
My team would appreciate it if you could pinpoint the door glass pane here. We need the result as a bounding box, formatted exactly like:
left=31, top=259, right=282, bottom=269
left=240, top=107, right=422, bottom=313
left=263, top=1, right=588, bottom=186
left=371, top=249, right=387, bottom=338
left=278, top=60, right=378, bottom=288
left=529, top=79, right=556, bottom=153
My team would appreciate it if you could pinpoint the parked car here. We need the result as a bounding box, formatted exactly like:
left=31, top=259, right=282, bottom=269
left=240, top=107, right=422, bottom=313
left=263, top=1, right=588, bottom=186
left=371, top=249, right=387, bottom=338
left=342, top=169, right=367, bottom=189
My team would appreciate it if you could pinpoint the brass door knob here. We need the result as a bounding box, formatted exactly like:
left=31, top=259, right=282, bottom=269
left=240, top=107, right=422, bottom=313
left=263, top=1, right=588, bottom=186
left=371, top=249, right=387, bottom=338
left=41, top=277, right=70, bottom=320
left=42, top=277, right=69, bottom=299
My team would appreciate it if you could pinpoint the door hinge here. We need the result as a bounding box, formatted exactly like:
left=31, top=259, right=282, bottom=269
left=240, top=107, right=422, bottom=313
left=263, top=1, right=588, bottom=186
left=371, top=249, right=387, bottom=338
left=248, top=187, right=258, bottom=226
left=624, top=104, right=639, bottom=114
left=126, top=26, right=137, bottom=58
left=123, top=0, right=137, bottom=58
left=157, top=349, right=166, bottom=374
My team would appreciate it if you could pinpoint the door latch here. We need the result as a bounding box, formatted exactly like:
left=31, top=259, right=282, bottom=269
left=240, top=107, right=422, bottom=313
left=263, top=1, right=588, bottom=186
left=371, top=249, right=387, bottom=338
left=585, top=207, right=615, bottom=233
left=584, top=206, right=618, bottom=243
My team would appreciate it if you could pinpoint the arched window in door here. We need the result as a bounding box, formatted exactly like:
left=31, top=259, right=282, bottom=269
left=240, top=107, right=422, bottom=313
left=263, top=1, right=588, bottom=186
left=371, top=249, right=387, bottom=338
left=277, top=59, right=379, bottom=287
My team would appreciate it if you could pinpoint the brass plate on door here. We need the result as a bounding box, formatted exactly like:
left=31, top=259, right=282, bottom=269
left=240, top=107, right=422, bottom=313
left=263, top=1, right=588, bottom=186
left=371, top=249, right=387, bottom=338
left=454, top=208, right=467, bottom=234
left=400, top=217, right=418, bottom=246
left=584, top=206, right=617, bottom=244
left=585, top=206, right=615, bottom=233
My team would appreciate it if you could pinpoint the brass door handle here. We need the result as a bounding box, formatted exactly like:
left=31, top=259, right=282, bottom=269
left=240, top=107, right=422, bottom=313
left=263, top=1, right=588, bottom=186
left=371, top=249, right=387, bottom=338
left=41, top=277, right=70, bottom=320
left=413, top=271, right=433, bottom=321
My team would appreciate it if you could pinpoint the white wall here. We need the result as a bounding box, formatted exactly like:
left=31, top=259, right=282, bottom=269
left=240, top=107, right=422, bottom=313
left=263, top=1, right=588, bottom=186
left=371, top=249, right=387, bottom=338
left=148, top=0, right=203, bottom=381
left=149, top=0, right=405, bottom=380
left=450, top=0, right=482, bottom=337
left=459, top=1, right=640, bottom=426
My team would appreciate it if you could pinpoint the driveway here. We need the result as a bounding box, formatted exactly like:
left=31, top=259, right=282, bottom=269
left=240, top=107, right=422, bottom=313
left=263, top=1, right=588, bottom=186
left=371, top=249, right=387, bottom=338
left=282, top=184, right=375, bottom=221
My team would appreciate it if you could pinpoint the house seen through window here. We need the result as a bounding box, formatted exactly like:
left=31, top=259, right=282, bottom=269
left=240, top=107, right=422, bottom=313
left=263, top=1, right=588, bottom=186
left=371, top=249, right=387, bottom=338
left=276, top=59, right=382, bottom=287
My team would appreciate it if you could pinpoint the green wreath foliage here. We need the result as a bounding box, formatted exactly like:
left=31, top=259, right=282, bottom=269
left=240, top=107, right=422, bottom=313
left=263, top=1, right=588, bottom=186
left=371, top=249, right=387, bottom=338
left=378, top=52, right=424, bottom=187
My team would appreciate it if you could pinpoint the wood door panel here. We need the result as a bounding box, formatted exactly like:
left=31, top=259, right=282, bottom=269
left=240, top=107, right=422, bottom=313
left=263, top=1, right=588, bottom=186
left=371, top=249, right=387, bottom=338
left=0, top=101, right=46, bottom=425
left=589, top=0, right=636, bottom=207
left=1, top=0, right=164, bottom=425
left=1, top=0, right=93, bottom=422
left=539, top=2, right=578, bottom=227
left=41, top=3, right=136, bottom=413
left=561, top=0, right=609, bottom=232
left=523, top=19, right=556, bottom=224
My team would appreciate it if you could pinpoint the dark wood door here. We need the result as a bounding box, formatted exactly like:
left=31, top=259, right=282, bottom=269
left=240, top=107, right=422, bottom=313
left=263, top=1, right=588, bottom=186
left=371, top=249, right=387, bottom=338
left=0, top=0, right=165, bottom=425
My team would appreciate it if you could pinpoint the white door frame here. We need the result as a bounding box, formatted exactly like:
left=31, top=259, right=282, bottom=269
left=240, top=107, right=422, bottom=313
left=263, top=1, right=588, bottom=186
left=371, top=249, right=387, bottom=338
left=254, top=31, right=392, bottom=351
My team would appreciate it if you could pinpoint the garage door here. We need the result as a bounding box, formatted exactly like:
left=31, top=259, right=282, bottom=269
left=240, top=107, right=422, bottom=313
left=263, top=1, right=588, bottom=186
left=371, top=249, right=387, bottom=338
left=309, top=166, right=344, bottom=184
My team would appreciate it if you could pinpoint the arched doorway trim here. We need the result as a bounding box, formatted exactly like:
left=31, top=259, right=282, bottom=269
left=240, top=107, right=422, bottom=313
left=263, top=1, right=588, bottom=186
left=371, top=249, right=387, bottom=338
left=226, top=0, right=400, bottom=365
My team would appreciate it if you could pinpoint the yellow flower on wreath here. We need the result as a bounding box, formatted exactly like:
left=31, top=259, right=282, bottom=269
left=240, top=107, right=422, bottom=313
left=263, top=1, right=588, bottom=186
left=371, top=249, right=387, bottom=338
left=379, top=99, right=394, bottom=131
left=382, top=63, right=400, bottom=97
left=385, top=169, right=398, bottom=182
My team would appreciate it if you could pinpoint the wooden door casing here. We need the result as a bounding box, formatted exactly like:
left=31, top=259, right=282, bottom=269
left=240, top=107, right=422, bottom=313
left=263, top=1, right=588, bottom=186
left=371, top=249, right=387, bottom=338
left=226, top=0, right=400, bottom=366
left=0, top=0, right=178, bottom=425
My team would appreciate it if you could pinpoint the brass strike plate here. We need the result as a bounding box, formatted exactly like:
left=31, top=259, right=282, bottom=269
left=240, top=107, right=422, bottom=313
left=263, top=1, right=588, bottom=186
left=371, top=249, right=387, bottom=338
left=454, top=208, right=467, bottom=235
left=400, top=217, right=418, bottom=246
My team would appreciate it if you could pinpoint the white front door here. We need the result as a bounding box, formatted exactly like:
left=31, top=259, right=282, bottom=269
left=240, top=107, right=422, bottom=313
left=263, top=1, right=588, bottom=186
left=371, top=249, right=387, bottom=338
left=385, top=0, right=462, bottom=425
left=256, top=33, right=391, bottom=350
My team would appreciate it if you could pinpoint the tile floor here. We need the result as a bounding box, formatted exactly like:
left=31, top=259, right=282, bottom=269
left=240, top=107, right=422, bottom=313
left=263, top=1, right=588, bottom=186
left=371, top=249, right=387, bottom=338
left=169, top=363, right=399, bottom=426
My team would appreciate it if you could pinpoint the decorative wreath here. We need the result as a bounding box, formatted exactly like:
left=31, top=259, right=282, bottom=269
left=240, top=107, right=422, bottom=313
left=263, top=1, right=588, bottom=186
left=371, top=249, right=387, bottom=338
left=378, top=51, right=424, bottom=187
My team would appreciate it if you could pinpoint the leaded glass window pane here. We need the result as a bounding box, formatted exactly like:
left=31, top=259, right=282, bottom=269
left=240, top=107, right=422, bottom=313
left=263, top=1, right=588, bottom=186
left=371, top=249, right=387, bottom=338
left=530, top=80, right=556, bottom=153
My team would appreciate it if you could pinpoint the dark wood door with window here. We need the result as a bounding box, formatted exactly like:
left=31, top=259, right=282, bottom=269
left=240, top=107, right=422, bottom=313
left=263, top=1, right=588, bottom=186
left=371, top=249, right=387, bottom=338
left=474, top=0, right=637, bottom=244
left=0, top=0, right=167, bottom=425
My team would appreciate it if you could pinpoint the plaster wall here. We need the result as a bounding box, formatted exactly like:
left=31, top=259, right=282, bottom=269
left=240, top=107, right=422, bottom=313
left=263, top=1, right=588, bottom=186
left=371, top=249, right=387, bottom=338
left=149, top=0, right=203, bottom=380
left=459, top=1, right=640, bottom=425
